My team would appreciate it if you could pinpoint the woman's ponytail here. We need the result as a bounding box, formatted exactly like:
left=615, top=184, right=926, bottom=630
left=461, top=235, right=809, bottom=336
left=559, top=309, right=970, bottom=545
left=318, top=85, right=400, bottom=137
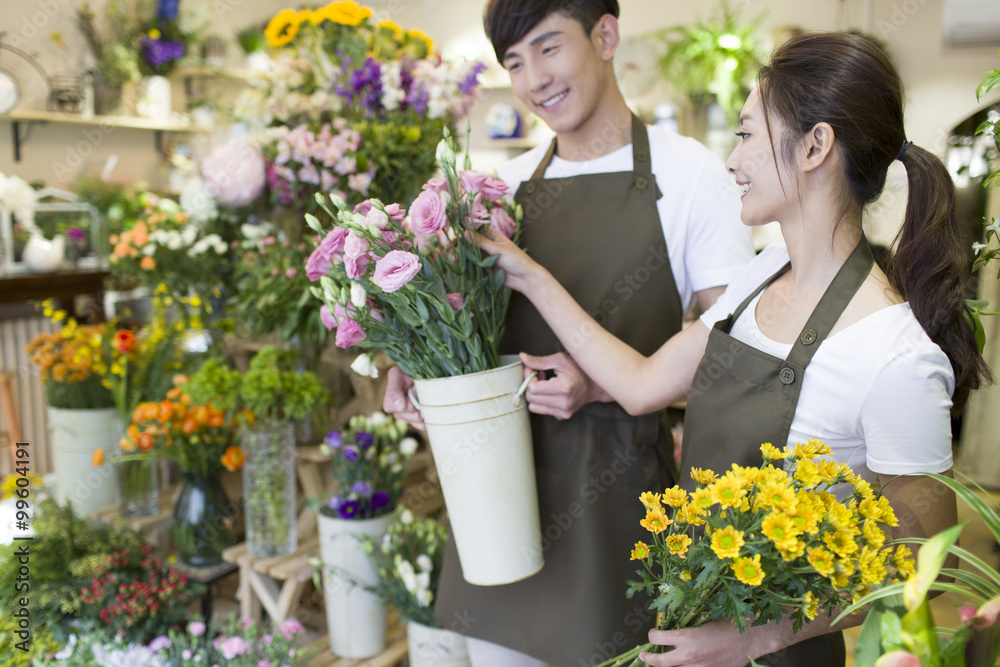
left=888, top=144, right=992, bottom=413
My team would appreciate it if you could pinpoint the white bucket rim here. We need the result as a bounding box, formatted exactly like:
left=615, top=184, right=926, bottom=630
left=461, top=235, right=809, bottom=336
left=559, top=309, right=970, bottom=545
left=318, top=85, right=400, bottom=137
left=411, top=356, right=521, bottom=387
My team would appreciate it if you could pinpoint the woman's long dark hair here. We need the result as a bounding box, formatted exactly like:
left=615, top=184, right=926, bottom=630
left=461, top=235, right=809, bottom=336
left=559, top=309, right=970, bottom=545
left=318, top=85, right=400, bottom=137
left=758, top=32, right=990, bottom=412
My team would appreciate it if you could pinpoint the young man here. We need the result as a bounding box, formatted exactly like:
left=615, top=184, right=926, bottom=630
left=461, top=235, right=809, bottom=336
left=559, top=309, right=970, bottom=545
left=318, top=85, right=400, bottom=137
left=384, top=1, right=754, bottom=664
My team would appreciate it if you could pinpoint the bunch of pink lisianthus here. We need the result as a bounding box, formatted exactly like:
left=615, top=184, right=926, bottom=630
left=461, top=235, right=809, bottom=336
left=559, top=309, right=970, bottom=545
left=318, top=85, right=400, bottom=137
left=305, top=132, right=523, bottom=379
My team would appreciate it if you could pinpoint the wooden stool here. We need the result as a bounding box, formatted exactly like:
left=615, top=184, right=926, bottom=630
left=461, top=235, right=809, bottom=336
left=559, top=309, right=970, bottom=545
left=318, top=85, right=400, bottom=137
left=305, top=608, right=408, bottom=667
left=0, top=371, right=23, bottom=478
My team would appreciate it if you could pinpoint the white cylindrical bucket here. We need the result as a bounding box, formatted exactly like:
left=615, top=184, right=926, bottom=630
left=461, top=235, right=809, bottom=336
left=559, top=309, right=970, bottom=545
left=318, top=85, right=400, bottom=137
left=47, top=407, right=118, bottom=516
left=411, top=357, right=543, bottom=586
left=317, top=511, right=393, bottom=659
left=407, top=621, right=471, bottom=667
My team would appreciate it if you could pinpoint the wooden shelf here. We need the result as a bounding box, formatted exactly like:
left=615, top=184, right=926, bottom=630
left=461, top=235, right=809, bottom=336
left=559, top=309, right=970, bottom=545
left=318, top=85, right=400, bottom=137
left=2, top=109, right=193, bottom=131
left=171, top=64, right=257, bottom=82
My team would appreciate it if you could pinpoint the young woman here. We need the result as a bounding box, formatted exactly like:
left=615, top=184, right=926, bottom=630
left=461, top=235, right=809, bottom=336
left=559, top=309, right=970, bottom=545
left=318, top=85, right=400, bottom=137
left=477, top=31, right=991, bottom=666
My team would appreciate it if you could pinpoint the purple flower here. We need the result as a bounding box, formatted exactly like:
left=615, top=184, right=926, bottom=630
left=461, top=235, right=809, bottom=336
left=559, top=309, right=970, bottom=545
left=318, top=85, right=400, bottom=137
left=372, top=492, right=391, bottom=512
left=220, top=637, right=251, bottom=660
left=324, top=431, right=345, bottom=450
left=66, top=227, right=86, bottom=242
left=350, top=480, right=371, bottom=496
left=278, top=619, right=304, bottom=640
left=355, top=431, right=374, bottom=449
left=157, top=0, right=180, bottom=20
left=149, top=636, right=171, bottom=652
left=188, top=621, right=206, bottom=636
left=141, top=37, right=185, bottom=70
left=339, top=500, right=359, bottom=519
left=326, top=494, right=343, bottom=511
left=342, top=444, right=360, bottom=462
left=461, top=62, right=488, bottom=94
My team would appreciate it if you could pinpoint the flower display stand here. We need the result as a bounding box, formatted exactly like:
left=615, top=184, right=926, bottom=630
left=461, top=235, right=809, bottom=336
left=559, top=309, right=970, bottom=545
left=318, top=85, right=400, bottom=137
left=305, top=607, right=409, bottom=667
left=90, top=483, right=180, bottom=551
left=222, top=446, right=443, bottom=625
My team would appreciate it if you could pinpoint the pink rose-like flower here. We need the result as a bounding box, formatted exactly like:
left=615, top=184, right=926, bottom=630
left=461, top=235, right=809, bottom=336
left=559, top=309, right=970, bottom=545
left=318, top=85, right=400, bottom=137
left=489, top=206, right=517, bottom=238
left=480, top=176, right=510, bottom=201
left=381, top=229, right=410, bottom=249
left=373, top=250, right=423, bottom=293
left=345, top=253, right=370, bottom=279
left=874, top=651, right=922, bottom=667
left=353, top=199, right=373, bottom=217
left=188, top=621, right=206, bottom=636
left=258, top=661, right=273, bottom=667
left=149, top=637, right=171, bottom=652
left=422, top=177, right=448, bottom=194
left=320, top=305, right=338, bottom=330
left=409, top=191, right=448, bottom=237
left=367, top=207, right=389, bottom=229
left=220, top=636, right=251, bottom=660
left=278, top=619, right=304, bottom=640
left=201, top=141, right=267, bottom=208
left=285, top=268, right=298, bottom=279
left=446, top=293, right=465, bottom=311
left=468, top=195, right=490, bottom=227
left=459, top=170, right=487, bottom=195
left=385, top=203, right=407, bottom=223
left=306, top=227, right=349, bottom=281
left=344, top=231, right=370, bottom=259
left=336, top=319, right=366, bottom=348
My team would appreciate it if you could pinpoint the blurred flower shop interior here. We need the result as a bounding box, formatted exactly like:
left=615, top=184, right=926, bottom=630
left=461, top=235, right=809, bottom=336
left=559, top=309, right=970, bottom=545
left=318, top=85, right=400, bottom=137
left=1, top=0, right=1000, bottom=665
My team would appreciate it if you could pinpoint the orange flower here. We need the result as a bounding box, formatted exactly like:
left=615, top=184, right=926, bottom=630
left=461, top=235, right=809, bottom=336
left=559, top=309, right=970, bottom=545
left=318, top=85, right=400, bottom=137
left=221, top=446, right=245, bottom=471
left=181, top=418, right=197, bottom=434
left=191, top=406, right=209, bottom=426
left=172, top=374, right=188, bottom=386
left=140, top=402, right=160, bottom=422
left=113, top=329, right=136, bottom=354
left=136, top=432, right=154, bottom=451
left=166, top=386, right=183, bottom=400
left=119, top=435, right=136, bottom=452
left=208, top=409, right=225, bottom=428
left=140, top=256, right=156, bottom=270
left=92, top=448, right=104, bottom=466
left=157, top=400, right=175, bottom=423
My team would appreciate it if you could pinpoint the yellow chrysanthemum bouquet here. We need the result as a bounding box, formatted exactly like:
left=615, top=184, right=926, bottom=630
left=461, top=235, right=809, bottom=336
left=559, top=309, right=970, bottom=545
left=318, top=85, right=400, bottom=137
left=600, top=439, right=915, bottom=666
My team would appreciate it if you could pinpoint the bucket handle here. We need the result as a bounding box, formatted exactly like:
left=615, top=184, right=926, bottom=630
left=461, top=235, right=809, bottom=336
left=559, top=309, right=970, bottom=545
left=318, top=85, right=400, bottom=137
left=408, top=371, right=536, bottom=412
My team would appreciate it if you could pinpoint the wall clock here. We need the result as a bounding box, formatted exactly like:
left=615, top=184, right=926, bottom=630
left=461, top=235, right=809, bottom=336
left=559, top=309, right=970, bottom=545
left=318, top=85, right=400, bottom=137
left=614, top=37, right=660, bottom=99
left=0, top=68, right=20, bottom=114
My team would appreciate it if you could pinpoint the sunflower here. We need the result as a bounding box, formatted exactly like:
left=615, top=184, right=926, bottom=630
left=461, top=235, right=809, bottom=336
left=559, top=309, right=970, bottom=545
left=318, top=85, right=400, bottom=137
left=313, top=0, right=372, bottom=27
left=710, top=525, right=745, bottom=560
left=265, top=9, right=306, bottom=47
left=630, top=541, right=650, bottom=560
left=731, top=554, right=765, bottom=586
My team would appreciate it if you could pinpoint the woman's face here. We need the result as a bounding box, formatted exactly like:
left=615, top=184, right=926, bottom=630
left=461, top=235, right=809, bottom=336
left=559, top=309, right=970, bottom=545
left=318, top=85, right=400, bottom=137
left=725, top=87, right=798, bottom=227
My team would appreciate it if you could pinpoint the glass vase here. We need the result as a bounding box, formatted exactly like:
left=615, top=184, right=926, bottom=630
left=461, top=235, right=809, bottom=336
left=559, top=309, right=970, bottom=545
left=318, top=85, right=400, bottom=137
left=172, top=471, right=234, bottom=566
left=243, top=421, right=297, bottom=558
left=113, top=417, right=159, bottom=518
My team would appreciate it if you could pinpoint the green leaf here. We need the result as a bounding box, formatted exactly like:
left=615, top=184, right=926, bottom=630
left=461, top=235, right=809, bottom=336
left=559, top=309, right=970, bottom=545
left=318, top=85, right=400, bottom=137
left=305, top=213, right=324, bottom=235
left=976, top=69, right=1000, bottom=100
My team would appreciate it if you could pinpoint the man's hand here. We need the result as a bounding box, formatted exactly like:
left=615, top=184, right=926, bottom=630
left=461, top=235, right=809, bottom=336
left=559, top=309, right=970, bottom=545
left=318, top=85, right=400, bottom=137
left=518, top=352, right=613, bottom=420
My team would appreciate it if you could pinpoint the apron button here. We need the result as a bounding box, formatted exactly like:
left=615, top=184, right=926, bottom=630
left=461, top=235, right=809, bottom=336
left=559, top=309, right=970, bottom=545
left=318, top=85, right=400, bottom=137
left=779, top=367, right=796, bottom=384
left=635, top=177, right=649, bottom=190
left=525, top=182, right=537, bottom=194
left=636, top=151, right=649, bottom=162
left=800, top=329, right=817, bottom=345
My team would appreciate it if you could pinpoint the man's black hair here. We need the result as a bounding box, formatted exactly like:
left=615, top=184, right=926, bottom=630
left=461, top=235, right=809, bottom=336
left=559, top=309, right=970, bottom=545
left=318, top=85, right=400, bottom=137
left=483, top=0, right=620, bottom=62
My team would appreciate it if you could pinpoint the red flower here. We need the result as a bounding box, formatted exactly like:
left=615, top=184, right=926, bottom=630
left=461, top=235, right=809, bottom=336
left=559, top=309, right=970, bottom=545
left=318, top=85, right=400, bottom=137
left=113, top=329, right=136, bottom=354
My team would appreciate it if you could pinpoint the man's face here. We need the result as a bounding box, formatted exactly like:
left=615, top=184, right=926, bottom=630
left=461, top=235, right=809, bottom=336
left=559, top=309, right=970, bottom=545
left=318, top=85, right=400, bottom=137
left=501, top=12, right=614, bottom=138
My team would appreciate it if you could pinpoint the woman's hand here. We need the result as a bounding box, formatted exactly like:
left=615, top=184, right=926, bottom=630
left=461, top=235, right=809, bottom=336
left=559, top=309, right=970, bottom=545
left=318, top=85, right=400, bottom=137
left=474, top=227, right=543, bottom=293
left=640, top=621, right=777, bottom=667
left=382, top=365, right=425, bottom=430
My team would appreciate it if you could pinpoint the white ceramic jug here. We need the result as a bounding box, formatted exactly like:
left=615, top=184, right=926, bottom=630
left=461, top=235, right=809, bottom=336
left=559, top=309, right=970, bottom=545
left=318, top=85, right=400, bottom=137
left=23, top=233, right=65, bottom=272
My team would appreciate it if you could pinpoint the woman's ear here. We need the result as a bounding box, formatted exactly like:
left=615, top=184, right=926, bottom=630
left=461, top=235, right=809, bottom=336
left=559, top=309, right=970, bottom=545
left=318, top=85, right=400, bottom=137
left=801, top=122, right=836, bottom=173
left=592, top=14, right=621, bottom=61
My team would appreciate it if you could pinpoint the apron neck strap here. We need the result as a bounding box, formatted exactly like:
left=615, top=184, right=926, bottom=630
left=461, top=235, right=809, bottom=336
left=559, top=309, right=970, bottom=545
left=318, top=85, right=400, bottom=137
left=785, top=236, right=874, bottom=369
left=528, top=113, right=651, bottom=181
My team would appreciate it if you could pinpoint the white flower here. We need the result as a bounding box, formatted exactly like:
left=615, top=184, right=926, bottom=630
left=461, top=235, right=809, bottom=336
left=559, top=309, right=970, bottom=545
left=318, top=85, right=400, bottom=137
left=415, top=589, right=434, bottom=608
left=0, top=173, right=38, bottom=233
left=986, top=218, right=1000, bottom=236
left=416, top=554, right=433, bottom=572
left=400, top=509, right=414, bottom=525
left=973, top=241, right=989, bottom=256
left=180, top=178, right=218, bottom=225
left=396, top=557, right=418, bottom=593
left=416, top=571, right=431, bottom=592
left=366, top=207, right=389, bottom=230
left=370, top=411, right=388, bottom=426
left=350, top=282, right=367, bottom=308
left=399, top=437, right=419, bottom=456
left=350, top=353, right=379, bottom=379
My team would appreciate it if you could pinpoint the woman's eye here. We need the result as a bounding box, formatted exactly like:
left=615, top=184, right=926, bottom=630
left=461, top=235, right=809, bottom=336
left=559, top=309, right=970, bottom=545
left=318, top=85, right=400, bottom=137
left=734, top=131, right=750, bottom=141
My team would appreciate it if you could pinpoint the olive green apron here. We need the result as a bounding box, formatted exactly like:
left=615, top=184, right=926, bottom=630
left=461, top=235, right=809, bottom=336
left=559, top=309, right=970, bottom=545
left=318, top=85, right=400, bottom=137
left=679, top=237, right=875, bottom=667
left=434, top=115, right=683, bottom=666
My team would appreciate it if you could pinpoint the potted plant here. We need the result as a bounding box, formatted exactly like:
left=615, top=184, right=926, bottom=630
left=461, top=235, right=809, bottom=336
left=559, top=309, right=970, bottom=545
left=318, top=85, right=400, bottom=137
left=235, top=22, right=269, bottom=72
left=186, top=346, right=329, bottom=559
left=186, top=95, right=218, bottom=130
left=360, top=507, right=471, bottom=667
left=313, top=411, right=418, bottom=659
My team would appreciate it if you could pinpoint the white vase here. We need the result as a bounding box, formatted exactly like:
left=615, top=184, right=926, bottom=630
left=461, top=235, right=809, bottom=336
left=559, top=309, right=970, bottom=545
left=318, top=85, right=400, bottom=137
left=407, top=621, right=471, bottom=667
left=47, top=407, right=118, bottom=516
left=317, top=511, right=392, bottom=658
left=135, top=75, right=172, bottom=121
left=410, top=356, right=543, bottom=585
left=23, top=234, right=65, bottom=273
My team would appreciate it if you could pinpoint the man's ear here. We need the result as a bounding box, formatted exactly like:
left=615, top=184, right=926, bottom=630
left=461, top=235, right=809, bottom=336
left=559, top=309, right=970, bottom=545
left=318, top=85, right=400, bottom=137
left=801, top=122, right=836, bottom=173
left=592, top=14, right=620, bottom=61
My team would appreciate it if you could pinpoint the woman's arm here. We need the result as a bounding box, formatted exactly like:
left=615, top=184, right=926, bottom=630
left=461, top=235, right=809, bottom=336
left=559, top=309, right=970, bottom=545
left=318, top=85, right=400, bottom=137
left=477, top=229, right=711, bottom=415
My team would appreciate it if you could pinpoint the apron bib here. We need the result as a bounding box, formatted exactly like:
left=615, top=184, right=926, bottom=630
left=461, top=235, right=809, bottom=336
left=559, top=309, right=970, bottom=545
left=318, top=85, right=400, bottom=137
left=434, top=115, right=685, bottom=666
left=680, top=238, right=875, bottom=667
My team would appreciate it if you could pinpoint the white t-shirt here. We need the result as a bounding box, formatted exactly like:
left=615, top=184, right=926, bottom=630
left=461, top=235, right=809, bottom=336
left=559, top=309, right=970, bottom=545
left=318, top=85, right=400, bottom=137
left=497, top=124, right=754, bottom=312
left=699, top=244, right=956, bottom=486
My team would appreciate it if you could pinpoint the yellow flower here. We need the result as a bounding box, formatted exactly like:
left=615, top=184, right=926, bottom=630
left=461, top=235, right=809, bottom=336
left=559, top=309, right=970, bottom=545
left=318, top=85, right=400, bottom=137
left=853, top=478, right=875, bottom=500
left=826, top=501, right=855, bottom=531
left=689, top=467, right=717, bottom=486
left=265, top=9, right=305, bottom=47
left=148, top=28, right=161, bottom=39
left=802, top=591, right=819, bottom=620
left=862, top=518, right=887, bottom=550
left=661, top=486, right=688, bottom=508
left=778, top=539, right=807, bottom=562
left=639, top=491, right=662, bottom=510
left=377, top=19, right=402, bottom=34
left=859, top=546, right=888, bottom=585
left=313, top=0, right=372, bottom=26
left=762, top=512, right=801, bottom=550
left=792, top=437, right=832, bottom=459
left=406, top=28, right=434, bottom=51
left=680, top=569, right=692, bottom=581
left=815, top=458, right=841, bottom=483
left=710, top=473, right=749, bottom=509
left=640, top=507, right=670, bottom=534
left=823, top=528, right=859, bottom=559
left=807, top=546, right=836, bottom=576
left=710, top=525, right=745, bottom=560
left=665, top=534, right=692, bottom=559
left=893, top=544, right=916, bottom=579
left=793, top=458, right=821, bottom=487
left=630, top=541, right=650, bottom=560
left=689, top=487, right=716, bottom=514
left=877, top=496, right=899, bottom=527
left=731, top=554, right=765, bottom=586
left=676, top=502, right=706, bottom=526
left=788, top=493, right=822, bottom=534
left=857, top=496, right=881, bottom=521
left=755, top=480, right=798, bottom=513
left=760, top=442, right=786, bottom=461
